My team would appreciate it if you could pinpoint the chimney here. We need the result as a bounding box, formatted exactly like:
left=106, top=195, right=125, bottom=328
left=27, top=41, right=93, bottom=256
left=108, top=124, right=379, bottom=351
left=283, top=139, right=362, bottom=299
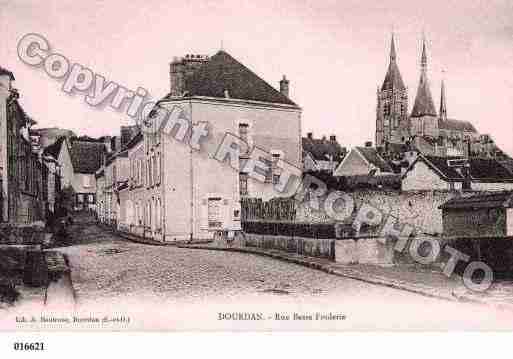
left=321, top=135, right=327, bottom=142
left=307, top=132, right=313, bottom=140
left=279, top=75, right=289, bottom=97
left=365, top=141, right=373, bottom=147
left=169, top=55, right=210, bottom=97
left=329, top=135, right=336, bottom=142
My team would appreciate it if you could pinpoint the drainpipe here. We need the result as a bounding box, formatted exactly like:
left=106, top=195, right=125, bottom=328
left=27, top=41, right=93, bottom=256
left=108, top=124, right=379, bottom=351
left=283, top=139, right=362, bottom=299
left=189, top=99, right=194, bottom=242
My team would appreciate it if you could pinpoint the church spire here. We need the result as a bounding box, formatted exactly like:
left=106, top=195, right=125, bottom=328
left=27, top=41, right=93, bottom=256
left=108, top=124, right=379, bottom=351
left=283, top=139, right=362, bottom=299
left=390, top=32, right=397, bottom=62
left=411, top=35, right=437, bottom=117
left=421, top=35, right=427, bottom=70
left=381, top=33, right=405, bottom=91
left=439, top=74, right=447, bottom=121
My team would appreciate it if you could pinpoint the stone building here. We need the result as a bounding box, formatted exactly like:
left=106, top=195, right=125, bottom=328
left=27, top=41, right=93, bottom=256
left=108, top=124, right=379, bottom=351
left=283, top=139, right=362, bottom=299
left=125, top=50, right=303, bottom=242
left=440, top=191, right=513, bottom=237
left=402, top=155, right=513, bottom=191
left=0, top=66, right=47, bottom=223
left=70, top=140, right=105, bottom=211
left=375, top=35, right=505, bottom=159
left=302, top=132, right=346, bottom=173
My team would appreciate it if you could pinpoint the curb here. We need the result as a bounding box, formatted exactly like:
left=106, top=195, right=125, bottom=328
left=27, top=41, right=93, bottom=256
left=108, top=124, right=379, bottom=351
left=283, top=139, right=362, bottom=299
left=178, top=244, right=511, bottom=310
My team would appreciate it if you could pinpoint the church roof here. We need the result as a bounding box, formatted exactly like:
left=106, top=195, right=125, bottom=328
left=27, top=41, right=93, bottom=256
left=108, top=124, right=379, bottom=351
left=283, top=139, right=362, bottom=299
left=438, top=118, right=477, bottom=133
left=381, top=35, right=406, bottom=91
left=411, top=40, right=437, bottom=117
left=165, top=50, right=298, bottom=107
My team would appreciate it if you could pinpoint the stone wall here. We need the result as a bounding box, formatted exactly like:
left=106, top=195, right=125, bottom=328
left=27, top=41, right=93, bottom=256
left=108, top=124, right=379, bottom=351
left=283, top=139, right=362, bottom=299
left=335, top=237, right=395, bottom=265
left=297, top=190, right=481, bottom=236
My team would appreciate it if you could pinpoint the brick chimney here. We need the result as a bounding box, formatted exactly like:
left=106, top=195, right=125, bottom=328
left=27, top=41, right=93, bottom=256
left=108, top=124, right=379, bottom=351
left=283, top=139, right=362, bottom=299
left=330, top=135, right=336, bottom=142
left=279, top=75, right=289, bottom=98
left=307, top=132, right=313, bottom=140
left=169, top=54, right=209, bottom=97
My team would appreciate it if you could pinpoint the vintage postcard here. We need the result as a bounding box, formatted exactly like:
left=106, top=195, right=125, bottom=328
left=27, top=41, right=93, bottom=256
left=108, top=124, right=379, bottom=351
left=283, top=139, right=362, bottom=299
left=1, top=0, right=513, bottom=337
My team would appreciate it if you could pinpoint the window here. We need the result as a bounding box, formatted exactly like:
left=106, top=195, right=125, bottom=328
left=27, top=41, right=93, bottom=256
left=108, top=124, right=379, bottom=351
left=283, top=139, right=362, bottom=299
left=238, top=122, right=251, bottom=156
left=208, top=197, right=222, bottom=228
left=88, top=194, right=94, bottom=203
left=271, top=152, right=281, bottom=185
left=83, top=176, right=91, bottom=188
left=239, top=172, right=248, bottom=196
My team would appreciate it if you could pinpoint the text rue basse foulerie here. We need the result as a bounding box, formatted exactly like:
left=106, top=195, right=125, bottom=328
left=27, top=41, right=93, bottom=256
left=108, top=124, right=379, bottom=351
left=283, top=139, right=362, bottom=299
left=217, top=312, right=346, bottom=321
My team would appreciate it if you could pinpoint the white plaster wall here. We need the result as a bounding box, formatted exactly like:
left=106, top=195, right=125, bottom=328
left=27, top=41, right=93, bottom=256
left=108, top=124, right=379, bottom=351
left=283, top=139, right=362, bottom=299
left=160, top=99, right=301, bottom=240
left=471, top=182, right=513, bottom=191
left=402, top=161, right=455, bottom=191
left=507, top=208, right=513, bottom=237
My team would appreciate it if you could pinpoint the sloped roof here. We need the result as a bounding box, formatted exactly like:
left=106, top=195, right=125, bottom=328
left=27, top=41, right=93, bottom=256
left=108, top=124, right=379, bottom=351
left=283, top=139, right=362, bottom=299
left=355, top=146, right=393, bottom=173
left=381, top=61, right=406, bottom=91
left=302, top=137, right=346, bottom=162
left=438, top=118, right=477, bottom=133
left=70, top=141, right=105, bottom=174
left=411, top=40, right=437, bottom=117
left=0, top=66, right=15, bottom=80
left=411, top=155, right=513, bottom=182
left=43, top=137, right=65, bottom=158
left=411, top=74, right=437, bottom=117
left=165, top=50, right=298, bottom=107
left=469, top=158, right=513, bottom=182
left=414, top=155, right=464, bottom=180
left=441, top=191, right=513, bottom=210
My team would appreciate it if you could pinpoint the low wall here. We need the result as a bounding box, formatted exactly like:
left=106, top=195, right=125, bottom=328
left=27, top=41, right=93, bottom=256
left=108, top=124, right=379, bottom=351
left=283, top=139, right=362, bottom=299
left=335, top=237, right=395, bottom=266
left=243, top=233, right=335, bottom=260
left=0, top=224, right=46, bottom=245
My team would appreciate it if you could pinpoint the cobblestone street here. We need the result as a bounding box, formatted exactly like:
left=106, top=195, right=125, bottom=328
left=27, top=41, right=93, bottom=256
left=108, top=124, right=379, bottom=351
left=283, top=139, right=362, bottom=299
left=10, top=219, right=498, bottom=331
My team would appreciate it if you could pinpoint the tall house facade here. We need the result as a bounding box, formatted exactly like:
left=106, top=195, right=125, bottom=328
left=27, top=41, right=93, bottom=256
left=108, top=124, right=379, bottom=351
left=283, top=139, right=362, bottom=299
left=155, top=50, right=301, bottom=241
left=376, top=34, right=409, bottom=147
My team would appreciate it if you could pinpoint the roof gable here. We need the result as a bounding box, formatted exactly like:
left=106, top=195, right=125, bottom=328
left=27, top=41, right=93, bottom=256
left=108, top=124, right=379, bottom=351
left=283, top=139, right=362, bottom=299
left=355, top=147, right=393, bottom=173
left=180, top=50, right=298, bottom=107
left=43, top=137, right=65, bottom=158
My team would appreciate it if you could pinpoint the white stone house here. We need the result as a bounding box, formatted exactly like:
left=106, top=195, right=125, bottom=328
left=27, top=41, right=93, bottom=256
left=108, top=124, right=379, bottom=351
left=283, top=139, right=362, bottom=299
left=402, top=155, right=513, bottom=191
left=143, top=50, right=302, bottom=242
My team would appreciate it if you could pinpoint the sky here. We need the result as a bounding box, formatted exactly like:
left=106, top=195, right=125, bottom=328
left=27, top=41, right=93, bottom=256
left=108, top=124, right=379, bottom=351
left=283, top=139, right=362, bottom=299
left=1, top=0, right=512, bottom=156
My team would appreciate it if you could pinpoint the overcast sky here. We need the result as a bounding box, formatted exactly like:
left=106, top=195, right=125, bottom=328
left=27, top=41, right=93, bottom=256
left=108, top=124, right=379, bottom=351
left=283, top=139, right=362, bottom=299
left=1, top=0, right=512, bottom=155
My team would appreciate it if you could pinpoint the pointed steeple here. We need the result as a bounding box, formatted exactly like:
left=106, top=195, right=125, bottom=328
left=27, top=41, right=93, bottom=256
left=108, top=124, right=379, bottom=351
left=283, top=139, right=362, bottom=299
left=411, top=36, right=437, bottom=117
left=421, top=36, right=427, bottom=70
left=390, top=32, right=397, bottom=62
left=439, top=74, right=447, bottom=121
left=381, top=33, right=405, bottom=91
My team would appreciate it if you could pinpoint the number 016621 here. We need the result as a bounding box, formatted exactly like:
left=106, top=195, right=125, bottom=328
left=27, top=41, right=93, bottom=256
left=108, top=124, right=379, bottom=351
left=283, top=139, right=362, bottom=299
left=13, top=342, right=45, bottom=351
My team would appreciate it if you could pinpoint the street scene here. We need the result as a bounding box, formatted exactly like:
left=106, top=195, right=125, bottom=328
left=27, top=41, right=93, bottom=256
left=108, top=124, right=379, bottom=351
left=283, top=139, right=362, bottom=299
left=1, top=0, right=513, bottom=332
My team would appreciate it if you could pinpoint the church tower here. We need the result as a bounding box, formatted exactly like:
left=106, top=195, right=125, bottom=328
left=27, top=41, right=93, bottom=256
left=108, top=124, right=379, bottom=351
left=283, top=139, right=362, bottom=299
left=376, top=34, right=409, bottom=147
left=409, top=37, right=438, bottom=137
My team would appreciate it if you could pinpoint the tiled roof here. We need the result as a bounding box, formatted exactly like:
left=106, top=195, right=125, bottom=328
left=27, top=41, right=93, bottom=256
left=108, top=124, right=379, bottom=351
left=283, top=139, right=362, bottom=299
left=416, top=155, right=464, bottom=180
left=302, top=137, right=346, bottom=162
left=469, top=158, right=513, bottom=182
left=165, top=50, right=298, bottom=107
left=43, top=137, right=65, bottom=158
left=70, top=141, right=105, bottom=174
left=0, top=66, right=15, bottom=80
left=438, top=118, right=477, bottom=133
left=414, top=155, right=513, bottom=182
left=355, top=146, right=393, bottom=173
left=441, top=191, right=513, bottom=209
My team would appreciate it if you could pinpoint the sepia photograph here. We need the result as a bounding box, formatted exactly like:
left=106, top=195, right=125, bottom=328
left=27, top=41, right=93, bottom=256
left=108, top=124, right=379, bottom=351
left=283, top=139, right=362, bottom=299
left=1, top=0, right=513, bottom=352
